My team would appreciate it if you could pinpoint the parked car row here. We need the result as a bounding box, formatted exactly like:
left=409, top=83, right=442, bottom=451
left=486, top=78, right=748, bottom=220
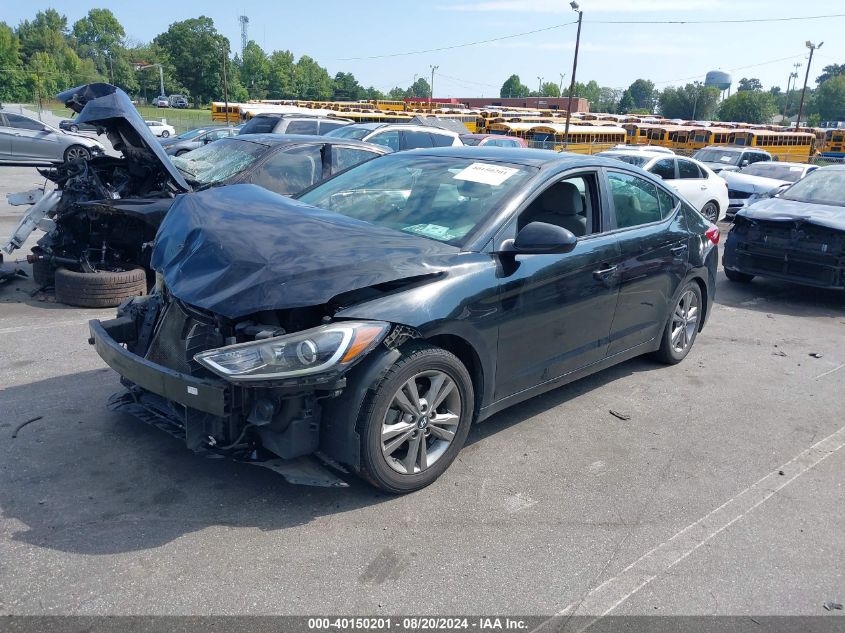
left=0, top=111, right=105, bottom=164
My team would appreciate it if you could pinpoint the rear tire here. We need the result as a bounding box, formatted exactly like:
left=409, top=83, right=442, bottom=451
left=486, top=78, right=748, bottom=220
left=54, top=267, right=146, bottom=308
left=724, top=268, right=754, bottom=283
left=31, top=259, right=55, bottom=287
left=701, top=201, right=720, bottom=223
left=357, top=343, right=474, bottom=494
left=69, top=124, right=79, bottom=133
left=63, top=145, right=91, bottom=162
left=651, top=281, right=702, bottom=365
left=161, top=130, right=170, bottom=138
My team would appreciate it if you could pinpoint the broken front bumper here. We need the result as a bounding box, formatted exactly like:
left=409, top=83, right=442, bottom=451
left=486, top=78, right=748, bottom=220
left=89, top=317, right=231, bottom=417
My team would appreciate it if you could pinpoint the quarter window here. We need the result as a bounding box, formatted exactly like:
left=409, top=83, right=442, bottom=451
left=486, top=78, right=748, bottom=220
left=608, top=171, right=663, bottom=229
left=650, top=158, right=676, bottom=180
left=368, top=130, right=400, bottom=151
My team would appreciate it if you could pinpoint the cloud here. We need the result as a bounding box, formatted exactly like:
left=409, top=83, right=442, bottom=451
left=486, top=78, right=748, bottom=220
left=444, top=0, right=723, bottom=12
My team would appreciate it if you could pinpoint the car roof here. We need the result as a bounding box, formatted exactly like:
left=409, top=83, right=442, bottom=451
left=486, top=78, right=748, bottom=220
left=224, top=133, right=390, bottom=152
left=398, top=145, right=624, bottom=168
left=601, top=149, right=674, bottom=160
left=744, top=161, right=809, bottom=169
left=699, top=145, right=769, bottom=153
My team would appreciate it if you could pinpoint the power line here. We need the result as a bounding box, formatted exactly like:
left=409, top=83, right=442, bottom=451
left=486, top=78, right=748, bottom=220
left=653, top=53, right=808, bottom=86
left=336, top=21, right=577, bottom=60
left=593, top=13, right=845, bottom=25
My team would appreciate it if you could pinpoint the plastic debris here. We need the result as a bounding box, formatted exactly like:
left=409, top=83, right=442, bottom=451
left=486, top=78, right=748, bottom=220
left=609, top=410, right=631, bottom=421
left=823, top=602, right=843, bottom=611
left=809, top=353, right=824, bottom=358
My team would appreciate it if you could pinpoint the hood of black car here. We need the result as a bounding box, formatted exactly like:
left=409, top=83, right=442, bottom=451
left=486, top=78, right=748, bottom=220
left=151, top=184, right=464, bottom=319
left=56, top=83, right=190, bottom=193
left=738, top=196, right=845, bottom=231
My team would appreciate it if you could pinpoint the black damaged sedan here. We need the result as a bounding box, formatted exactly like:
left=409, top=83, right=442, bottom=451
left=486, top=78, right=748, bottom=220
left=89, top=148, right=719, bottom=493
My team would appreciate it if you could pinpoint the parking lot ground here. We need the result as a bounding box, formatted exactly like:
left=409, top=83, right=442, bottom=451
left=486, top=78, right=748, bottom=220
left=1, top=171, right=844, bottom=616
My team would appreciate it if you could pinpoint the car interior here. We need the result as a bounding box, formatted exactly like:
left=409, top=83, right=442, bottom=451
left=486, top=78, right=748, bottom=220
left=518, top=177, right=594, bottom=236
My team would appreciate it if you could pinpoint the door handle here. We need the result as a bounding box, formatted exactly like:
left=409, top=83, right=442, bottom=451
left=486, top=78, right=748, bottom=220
left=700, top=185, right=707, bottom=190
left=592, top=265, right=617, bottom=282
left=671, top=244, right=688, bottom=256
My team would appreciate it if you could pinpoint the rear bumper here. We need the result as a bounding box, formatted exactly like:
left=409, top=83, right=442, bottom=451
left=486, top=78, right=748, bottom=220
left=89, top=317, right=231, bottom=417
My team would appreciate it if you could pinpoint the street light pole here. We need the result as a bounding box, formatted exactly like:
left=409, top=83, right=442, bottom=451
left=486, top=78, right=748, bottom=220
left=222, top=46, right=230, bottom=125
left=563, top=2, right=583, bottom=149
left=558, top=73, right=565, bottom=97
left=429, top=65, right=438, bottom=102
left=783, top=62, right=801, bottom=123
left=795, top=41, right=822, bottom=130
left=537, top=76, right=543, bottom=96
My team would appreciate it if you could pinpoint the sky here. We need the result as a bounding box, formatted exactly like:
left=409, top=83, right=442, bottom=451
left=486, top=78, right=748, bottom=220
left=5, top=1, right=845, bottom=97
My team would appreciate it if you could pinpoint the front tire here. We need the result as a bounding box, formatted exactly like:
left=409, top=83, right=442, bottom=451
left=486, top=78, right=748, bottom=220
left=357, top=343, right=474, bottom=494
left=701, top=201, right=720, bottom=223
left=63, top=145, right=91, bottom=162
left=724, top=268, right=754, bottom=283
left=651, top=281, right=702, bottom=365
left=54, top=267, right=146, bottom=308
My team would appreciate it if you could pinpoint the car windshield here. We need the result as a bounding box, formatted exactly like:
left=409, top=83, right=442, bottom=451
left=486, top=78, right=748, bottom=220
left=598, top=153, right=649, bottom=167
left=172, top=138, right=267, bottom=185
left=742, top=164, right=805, bottom=182
left=297, top=154, right=538, bottom=246
left=695, top=149, right=740, bottom=165
left=323, top=126, right=372, bottom=140
left=780, top=169, right=845, bottom=207
left=176, top=128, right=208, bottom=140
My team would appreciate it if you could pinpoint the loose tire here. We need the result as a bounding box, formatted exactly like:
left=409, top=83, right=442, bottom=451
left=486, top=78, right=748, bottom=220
left=63, top=145, right=91, bottom=162
left=701, top=201, right=720, bottom=223
left=724, top=268, right=754, bottom=283
left=651, top=281, right=702, bottom=365
left=161, top=130, right=170, bottom=138
left=54, top=267, right=146, bottom=308
left=357, top=343, right=474, bottom=494
left=31, top=259, right=55, bottom=287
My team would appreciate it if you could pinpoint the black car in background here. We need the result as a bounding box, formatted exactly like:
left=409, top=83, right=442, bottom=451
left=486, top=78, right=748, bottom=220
left=58, top=117, right=98, bottom=133
left=723, top=165, right=845, bottom=288
left=89, top=148, right=719, bottom=493
left=160, top=126, right=238, bottom=156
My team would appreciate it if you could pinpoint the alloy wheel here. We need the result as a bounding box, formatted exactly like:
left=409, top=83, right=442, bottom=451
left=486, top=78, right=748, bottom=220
left=65, top=147, right=89, bottom=161
left=381, top=370, right=462, bottom=475
left=670, top=289, right=699, bottom=354
left=702, top=202, right=719, bottom=223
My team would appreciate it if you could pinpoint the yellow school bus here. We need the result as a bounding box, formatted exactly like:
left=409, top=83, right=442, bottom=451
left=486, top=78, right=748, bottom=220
left=820, top=128, right=845, bottom=157
left=211, top=102, right=246, bottom=122
left=487, top=123, right=625, bottom=154
left=730, top=130, right=815, bottom=162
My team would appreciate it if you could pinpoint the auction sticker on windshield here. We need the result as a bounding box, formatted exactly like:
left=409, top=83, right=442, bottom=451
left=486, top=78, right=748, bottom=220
left=454, top=162, right=519, bottom=186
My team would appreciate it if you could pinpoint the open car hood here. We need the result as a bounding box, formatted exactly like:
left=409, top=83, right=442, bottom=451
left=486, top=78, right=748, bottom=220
left=151, top=184, right=463, bottom=319
left=56, top=83, right=190, bottom=193
left=738, top=196, right=845, bottom=231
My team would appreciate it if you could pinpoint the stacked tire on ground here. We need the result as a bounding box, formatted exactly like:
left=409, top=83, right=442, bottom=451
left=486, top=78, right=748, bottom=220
left=54, top=267, right=147, bottom=308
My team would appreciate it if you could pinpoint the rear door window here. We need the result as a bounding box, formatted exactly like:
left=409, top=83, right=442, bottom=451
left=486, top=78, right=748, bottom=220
left=319, top=120, right=348, bottom=134
left=650, top=158, right=676, bottom=180
left=430, top=133, right=457, bottom=147
left=240, top=116, right=279, bottom=134
left=677, top=159, right=703, bottom=179
left=608, top=171, right=663, bottom=229
left=331, top=146, right=381, bottom=172
left=284, top=120, right=319, bottom=135
left=368, top=130, right=400, bottom=151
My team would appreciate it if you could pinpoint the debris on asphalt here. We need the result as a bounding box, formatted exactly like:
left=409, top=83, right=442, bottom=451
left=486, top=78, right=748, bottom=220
left=823, top=602, right=843, bottom=611
left=11, top=415, right=43, bottom=438
left=809, top=352, right=824, bottom=358
left=773, top=350, right=788, bottom=357
left=778, top=470, right=785, bottom=476
left=609, top=409, right=631, bottom=421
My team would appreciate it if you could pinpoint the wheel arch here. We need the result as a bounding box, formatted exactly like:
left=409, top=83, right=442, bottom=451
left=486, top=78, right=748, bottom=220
left=421, top=333, right=485, bottom=422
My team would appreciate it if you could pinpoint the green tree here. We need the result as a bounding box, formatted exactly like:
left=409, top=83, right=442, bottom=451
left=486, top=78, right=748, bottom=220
left=407, top=77, right=431, bottom=98
left=154, top=16, right=230, bottom=104
left=500, top=74, right=530, bottom=98
left=573, top=80, right=601, bottom=106
left=72, top=9, right=137, bottom=92
left=816, top=63, right=845, bottom=85
left=0, top=22, right=27, bottom=101
left=387, top=86, right=406, bottom=100
left=737, top=77, right=763, bottom=92
left=362, top=86, right=385, bottom=100
left=658, top=83, right=720, bottom=120
left=239, top=40, right=269, bottom=99
left=718, top=90, right=777, bottom=123
left=618, top=89, right=635, bottom=113
left=267, top=49, right=295, bottom=99
left=814, top=76, right=845, bottom=122
left=626, top=78, right=656, bottom=110
left=594, top=86, right=622, bottom=113
left=294, top=55, right=332, bottom=99
left=539, top=81, right=560, bottom=97
left=333, top=71, right=362, bottom=101
left=17, top=9, right=68, bottom=61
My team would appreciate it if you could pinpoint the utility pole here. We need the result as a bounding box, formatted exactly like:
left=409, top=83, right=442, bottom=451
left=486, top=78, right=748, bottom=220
left=158, top=64, right=164, bottom=99
left=783, top=62, right=801, bottom=122
left=563, top=2, right=583, bottom=149
left=222, top=45, right=230, bottom=125
left=537, top=76, right=543, bottom=96
left=429, top=65, right=438, bottom=102
left=796, top=41, right=822, bottom=130
left=558, top=73, right=566, bottom=97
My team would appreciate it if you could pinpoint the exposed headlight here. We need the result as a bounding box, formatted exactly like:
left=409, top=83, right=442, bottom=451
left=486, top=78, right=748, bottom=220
left=194, top=321, right=390, bottom=382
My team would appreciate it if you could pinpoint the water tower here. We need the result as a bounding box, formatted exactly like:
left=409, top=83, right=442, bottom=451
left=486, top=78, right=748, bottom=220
left=705, top=70, right=732, bottom=98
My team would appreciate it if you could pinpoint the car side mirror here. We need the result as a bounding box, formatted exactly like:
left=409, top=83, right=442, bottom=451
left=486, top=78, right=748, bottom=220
left=202, top=138, right=212, bottom=144
left=740, top=160, right=749, bottom=167
left=509, top=222, right=578, bottom=255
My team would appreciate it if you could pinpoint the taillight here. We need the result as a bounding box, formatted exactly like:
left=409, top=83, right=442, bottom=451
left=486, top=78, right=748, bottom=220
left=705, top=226, right=720, bottom=245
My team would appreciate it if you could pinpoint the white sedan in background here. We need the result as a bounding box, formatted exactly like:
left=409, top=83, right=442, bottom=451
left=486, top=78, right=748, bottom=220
left=145, top=120, right=176, bottom=138
left=598, top=149, right=729, bottom=222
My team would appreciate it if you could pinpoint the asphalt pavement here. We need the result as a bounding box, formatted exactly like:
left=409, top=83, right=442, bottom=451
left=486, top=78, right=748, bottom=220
left=0, top=166, right=843, bottom=617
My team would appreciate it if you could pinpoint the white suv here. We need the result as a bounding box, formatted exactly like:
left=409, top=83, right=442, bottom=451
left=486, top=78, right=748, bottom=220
left=324, top=123, right=462, bottom=151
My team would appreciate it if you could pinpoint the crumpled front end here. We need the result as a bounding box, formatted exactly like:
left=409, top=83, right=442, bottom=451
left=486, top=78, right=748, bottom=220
left=724, top=215, right=845, bottom=288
